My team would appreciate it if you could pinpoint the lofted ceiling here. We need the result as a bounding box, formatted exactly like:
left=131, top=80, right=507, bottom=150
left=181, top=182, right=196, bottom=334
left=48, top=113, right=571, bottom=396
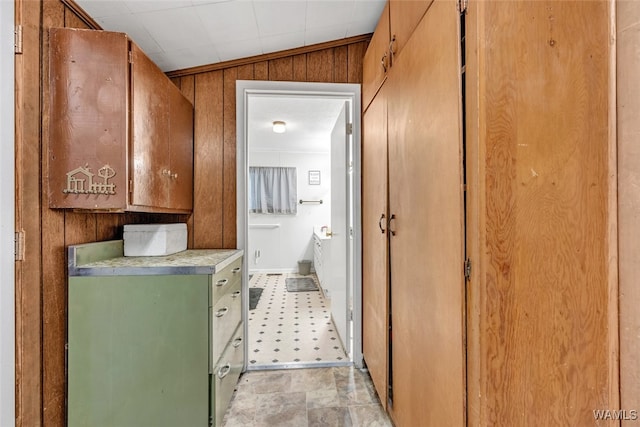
left=74, top=0, right=386, bottom=73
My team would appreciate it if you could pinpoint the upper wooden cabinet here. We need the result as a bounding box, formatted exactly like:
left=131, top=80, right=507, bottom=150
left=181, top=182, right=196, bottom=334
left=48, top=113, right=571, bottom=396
left=48, top=28, right=194, bottom=213
left=362, top=0, right=433, bottom=110
left=363, top=3, right=390, bottom=109
left=388, top=0, right=432, bottom=61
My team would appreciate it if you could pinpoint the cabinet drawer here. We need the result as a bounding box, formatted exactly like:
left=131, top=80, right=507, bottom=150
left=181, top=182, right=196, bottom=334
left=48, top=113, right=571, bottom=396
left=212, top=324, right=244, bottom=427
left=210, top=257, right=243, bottom=305
left=210, top=279, right=242, bottom=368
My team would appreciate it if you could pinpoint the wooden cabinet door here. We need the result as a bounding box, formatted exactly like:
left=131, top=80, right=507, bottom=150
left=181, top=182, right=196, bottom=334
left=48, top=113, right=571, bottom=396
left=362, top=86, right=389, bottom=409
left=48, top=28, right=129, bottom=210
left=130, top=42, right=171, bottom=209
left=362, top=3, right=390, bottom=110
left=389, top=0, right=433, bottom=61
left=387, top=1, right=464, bottom=425
left=167, top=83, right=194, bottom=211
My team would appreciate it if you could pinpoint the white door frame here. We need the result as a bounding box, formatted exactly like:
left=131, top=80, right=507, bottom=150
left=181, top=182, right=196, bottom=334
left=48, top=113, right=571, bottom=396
left=1, top=0, right=16, bottom=425
left=236, top=80, right=363, bottom=369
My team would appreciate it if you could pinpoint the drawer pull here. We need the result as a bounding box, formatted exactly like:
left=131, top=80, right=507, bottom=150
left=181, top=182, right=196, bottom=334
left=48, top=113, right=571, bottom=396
left=217, top=363, right=231, bottom=379
left=233, top=337, right=243, bottom=348
left=215, top=307, right=229, bottom=317
left=231, top=290, right=241, bottom=298
left=232, top=267, right=241, bottom=274
left=216, top=278, right=229, bottom=287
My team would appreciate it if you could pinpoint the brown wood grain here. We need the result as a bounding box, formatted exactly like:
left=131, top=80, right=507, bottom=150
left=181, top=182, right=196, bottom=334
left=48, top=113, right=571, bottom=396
left=361, top=87, right=389, bottom=410
left=307, top=48, right=334, bottom=82
left=293, top=54, right=306, bottom=81
left=473, top=1, right=615, bottom=425
left=15, top=0, right=43, bottom=425
left=193, top=71, right=224, bottom=248
left=254, top=61, right=268, bottom=80
left=347, top=41, right=367, bottom=84
left=223, top=68, right=238, bottom=248
left=177, top=75, right=196, bottom=248
left=268, top=57, right=293, bottom=81
left=334, top=46, right=348, bottom=83
left=388, top=0, right=432, bottom=61
left=617, top=1, right=640, bottom=423
left=387, top=2, right=465, bottom=424
left=64, top=6, right=88, bottom=28
left=41, top=1, right=67, bottom=425
left=362, top=4, right=389, bottom=110
left=237, top=64, right=254, bottom=81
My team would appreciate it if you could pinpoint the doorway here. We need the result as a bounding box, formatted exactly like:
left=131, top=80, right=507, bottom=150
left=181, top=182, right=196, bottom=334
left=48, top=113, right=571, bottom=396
left=236, top=81, right=362, bottom=371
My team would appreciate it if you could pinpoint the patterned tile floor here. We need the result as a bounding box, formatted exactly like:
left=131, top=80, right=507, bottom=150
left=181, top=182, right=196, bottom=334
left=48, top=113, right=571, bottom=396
left=248, top=272, right=348, bottom=366
left=221, top=366, right=393, bottom=427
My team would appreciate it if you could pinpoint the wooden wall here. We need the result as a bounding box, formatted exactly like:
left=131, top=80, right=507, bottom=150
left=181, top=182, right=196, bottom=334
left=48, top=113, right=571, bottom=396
left=617, top=1, right=640, bottom=423
left=466, top=1, right=618, bottom=425
left=14, top=0, right=368, bottom=425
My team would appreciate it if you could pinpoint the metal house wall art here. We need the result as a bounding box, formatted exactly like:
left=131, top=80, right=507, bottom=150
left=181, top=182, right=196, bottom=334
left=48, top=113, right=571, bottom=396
left=63, top=164, right=117, bottom=195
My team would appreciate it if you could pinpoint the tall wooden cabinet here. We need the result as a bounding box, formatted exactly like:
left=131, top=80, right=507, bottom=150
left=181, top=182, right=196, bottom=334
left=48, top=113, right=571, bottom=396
left=362, top=1, right=617, bottom=426
left=49, top=28, right=194, bottom=213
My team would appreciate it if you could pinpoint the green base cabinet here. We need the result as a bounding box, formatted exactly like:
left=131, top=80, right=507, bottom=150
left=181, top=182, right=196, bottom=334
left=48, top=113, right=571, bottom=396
left=67, top=241, right=244, bottom=427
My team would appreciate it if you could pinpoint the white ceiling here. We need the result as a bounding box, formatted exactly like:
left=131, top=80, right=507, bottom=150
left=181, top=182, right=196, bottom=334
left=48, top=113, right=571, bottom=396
left=75, top=0, right=385, bottom=73
left=248, top=95, right=347, bottom=153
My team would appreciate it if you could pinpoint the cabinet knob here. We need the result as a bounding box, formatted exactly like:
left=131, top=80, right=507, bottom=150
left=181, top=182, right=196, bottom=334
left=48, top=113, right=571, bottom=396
left=216, top=278, right=229, bottom=287
left=231, top=290, right=241, bottom=298
left=378, top=213, right=386, bottom=234
left=232, top=267, right=241, bottom=274
left=232, top=337, right=243, bottom=348
left=381, top=52, right=388, bottom=73
left=388, top=214, right=397, bottom=236
left=215, top=307, right=229, bottom=317
left=171, top=172, right=178, bottom=179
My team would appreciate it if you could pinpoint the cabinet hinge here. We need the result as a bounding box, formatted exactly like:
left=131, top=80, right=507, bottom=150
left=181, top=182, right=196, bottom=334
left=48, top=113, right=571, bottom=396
left=457, top=0, right=468, bottom=13
left=15, top=230, right=25, bottom=261
left=128, top=51, right=133, bottom=64
left=464, top=258, right=472, bottom=280
left=14, top=25, right=23, bottom=54
left=346, top=123, right=353, bottom=135
left=129, top=179, right=133, bottom=194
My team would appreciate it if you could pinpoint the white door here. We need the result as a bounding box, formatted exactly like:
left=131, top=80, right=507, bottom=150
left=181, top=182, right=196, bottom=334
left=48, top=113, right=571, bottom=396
left=329, top=102, right=349, bottom=352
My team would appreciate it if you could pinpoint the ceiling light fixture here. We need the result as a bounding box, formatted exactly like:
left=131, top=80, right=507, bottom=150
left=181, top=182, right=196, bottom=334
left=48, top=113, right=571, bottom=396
left=272, top=120, right=286, bottom=133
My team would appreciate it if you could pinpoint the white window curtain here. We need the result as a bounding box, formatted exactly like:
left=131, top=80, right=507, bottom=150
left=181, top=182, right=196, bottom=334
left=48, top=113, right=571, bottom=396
left=249, top=166, right=297, bottom=214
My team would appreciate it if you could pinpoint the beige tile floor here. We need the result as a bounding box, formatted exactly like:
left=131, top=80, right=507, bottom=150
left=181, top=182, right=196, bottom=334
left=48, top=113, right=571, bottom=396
left=221, top=366, right=393, bottom=427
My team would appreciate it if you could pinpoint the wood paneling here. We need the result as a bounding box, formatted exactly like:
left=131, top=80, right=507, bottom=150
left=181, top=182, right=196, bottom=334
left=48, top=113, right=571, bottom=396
left=468, top=1, right=616, bottom=425
left=193, top=71, right=224, bottom=248
left=16, top=2, right=368, bottom=422
left=15, top=0, right=43, bottom=425
left=617, top=1, right=640, bottom=422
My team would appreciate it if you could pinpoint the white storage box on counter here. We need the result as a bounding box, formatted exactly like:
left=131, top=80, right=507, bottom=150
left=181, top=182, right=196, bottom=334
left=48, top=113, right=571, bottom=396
left=123, top=223, right=187, bottom=256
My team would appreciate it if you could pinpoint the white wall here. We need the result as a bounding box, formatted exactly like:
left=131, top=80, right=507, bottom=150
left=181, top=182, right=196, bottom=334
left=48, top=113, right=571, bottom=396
left=248, top=150, right=331, bottom=273
left=1, top=0, right=16, bottom=425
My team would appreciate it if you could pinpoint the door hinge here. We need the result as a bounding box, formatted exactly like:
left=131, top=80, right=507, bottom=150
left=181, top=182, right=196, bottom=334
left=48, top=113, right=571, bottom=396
left=129, top=179, right=133, bottom=194
left=14, top=25, right=23, bottom=54
left=15, top=230, right=25, bottom=261
left=457, top=0, right=468, bottom=13
left=464, top=258, right=472, bottom=280
left=346, top=123, right=353, bottom=135
left=128, top=50, right=133, bottom=64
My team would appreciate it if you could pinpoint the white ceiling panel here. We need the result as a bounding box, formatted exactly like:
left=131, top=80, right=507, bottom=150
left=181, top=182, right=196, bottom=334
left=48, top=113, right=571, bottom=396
left=75, top=0, right=384, bottom=72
